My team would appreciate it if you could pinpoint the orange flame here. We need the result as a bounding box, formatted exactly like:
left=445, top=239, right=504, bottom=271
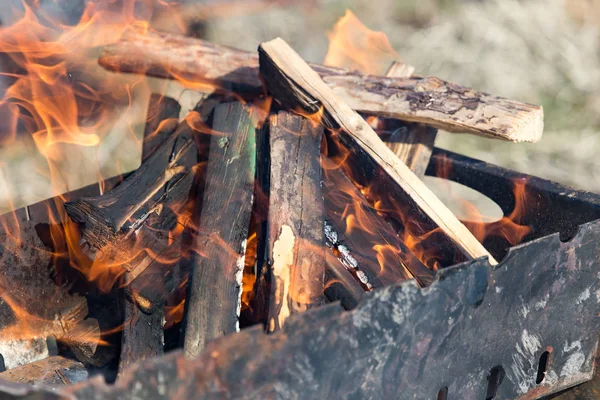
left=324, top=10, right=406, bottom=75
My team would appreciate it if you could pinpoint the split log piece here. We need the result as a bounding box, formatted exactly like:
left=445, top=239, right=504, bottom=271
left=260, top=111, right=325, bottom=332
left=99, top=28, right=544, bottom=142
left=64, top=109, right=198, bottom=266
left=118, top=96, right=183, bottom=373
left=258, top=37, right=497, bottom=266
left=182, top=101, right=258, bottom=358
left=0, top=355, right=88, bottom=386
left=380, top=61, right=437, bottom=177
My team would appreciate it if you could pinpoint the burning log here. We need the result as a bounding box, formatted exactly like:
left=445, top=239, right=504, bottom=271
left=182, top=102, right=257, bottom=357
left=99, top=28, right=543, bottom=142
left=259, top=111, right=325, bottom=332
left=119, top=96, right=184, bottom=372
left=0, top=355, right=88, bottom=386
left=258, top=38, right=497, bottom=266
left=142, top=94, right=181, bottom=160
left=380, top=61, right=437, bottom=177
left=323, top=251, right=363, bottom=310
left=322, top=165, right=435, bottom=287
left=58, top=318, right=110, bottom=368
left=64, top=114, right=197, bottom=264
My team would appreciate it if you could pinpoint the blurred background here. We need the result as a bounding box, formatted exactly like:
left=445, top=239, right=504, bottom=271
left=0, top=0, right=599, bottom=213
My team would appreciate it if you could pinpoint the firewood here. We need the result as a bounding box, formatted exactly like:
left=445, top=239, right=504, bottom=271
left=182, top=102, right=257, bottom=358
left=59, top=318, right=116, bottom=368
left=118, top=96, right=184, bottom=373
left=323, top=251, right=363, bottom=310
left=380, top=61, right=437, bottom=177
left=322, top=164, right=435, bottom=287
left=258, top=38, right=497, bottom=266
left=99, top=28, right=544, bottom=142
left=258, top=111, right=325, bottom=332
left=142, top=93, right=181, bottom=160
left=0, top=356, right=88, bottom=386
left=64, top=113, right=197, bottom=264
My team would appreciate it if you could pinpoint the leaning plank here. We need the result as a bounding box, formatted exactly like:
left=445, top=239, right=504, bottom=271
left=258, top=38, right=497, bottom=265
left=182, top=102, right=257, bottom=358
left=99, top=28, right=543, bottom=142
left=381, top=61, right=437, bottom=176
left=261, top=111, right=325, bottom=332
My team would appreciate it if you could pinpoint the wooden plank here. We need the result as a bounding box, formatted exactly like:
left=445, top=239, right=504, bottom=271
left=261, top=111, right=325, bottom=332
left=98, top=28, right=543, bottom=142
left=323, top=251, right=363, bottom=311
left=258, top=38, right=497, bottom=266
left=182, top=102, right=257, bottom=358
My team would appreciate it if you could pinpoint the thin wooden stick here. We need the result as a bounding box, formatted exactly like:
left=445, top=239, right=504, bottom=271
left=258, top=38, right=497, bottom=266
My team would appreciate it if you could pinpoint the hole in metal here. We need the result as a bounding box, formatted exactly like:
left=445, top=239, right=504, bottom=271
left=486, top=365, right=505, bottom=400
left=536, top=351, right=550, bottom=384
left=436, top=386, right=448, bottom=400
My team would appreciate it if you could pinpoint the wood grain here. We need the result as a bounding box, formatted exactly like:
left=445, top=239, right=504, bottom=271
left=182, top=102, right=257, bottom=357
left=262, top=111, right=325, bottom=331
left=258, top=37, right=497, bottom=266
left=99, top=28, right=543, bottom=142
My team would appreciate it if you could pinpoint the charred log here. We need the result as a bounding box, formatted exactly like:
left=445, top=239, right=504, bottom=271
left=258, top=111, right=325, bottom=332
left=182, top=102, right=257, bottom=358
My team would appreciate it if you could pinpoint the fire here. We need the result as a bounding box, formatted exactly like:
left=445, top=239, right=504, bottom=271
left=324, top=10, right=407, bottom=75
left=0, top=2, right=539, bottom=365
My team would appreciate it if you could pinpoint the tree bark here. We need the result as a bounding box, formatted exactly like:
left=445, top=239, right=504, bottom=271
left=380, top=61, right=437, bottom=177
left=99, top=28, right=543, bottom=142
left=182, top=102, right=257, bottom=358
left=258, top=37, right=497, bottom=266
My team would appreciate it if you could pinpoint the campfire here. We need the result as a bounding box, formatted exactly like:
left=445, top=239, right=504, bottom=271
left=0, top=2, right=598, bottom=400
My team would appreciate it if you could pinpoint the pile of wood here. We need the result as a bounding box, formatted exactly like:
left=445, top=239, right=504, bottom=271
left=0, top=27, right=543, bottom=380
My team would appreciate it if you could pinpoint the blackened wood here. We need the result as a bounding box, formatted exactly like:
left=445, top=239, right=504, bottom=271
left=99, top=28, right=544, bottom=142
left=323, top=163, right=435, bottom=287
left=182, top=102, right=257, bottom=358
left=118, top=96, right=183, bottom=373
left=142, top=94, right=181, bottom=160
left=64, top=117, right=197, bottom=264
left=258, top=38, right=496, bottom=266
left=262, top=111, right=325, bottom=332
left=323, top=251, right=362, bottom=310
